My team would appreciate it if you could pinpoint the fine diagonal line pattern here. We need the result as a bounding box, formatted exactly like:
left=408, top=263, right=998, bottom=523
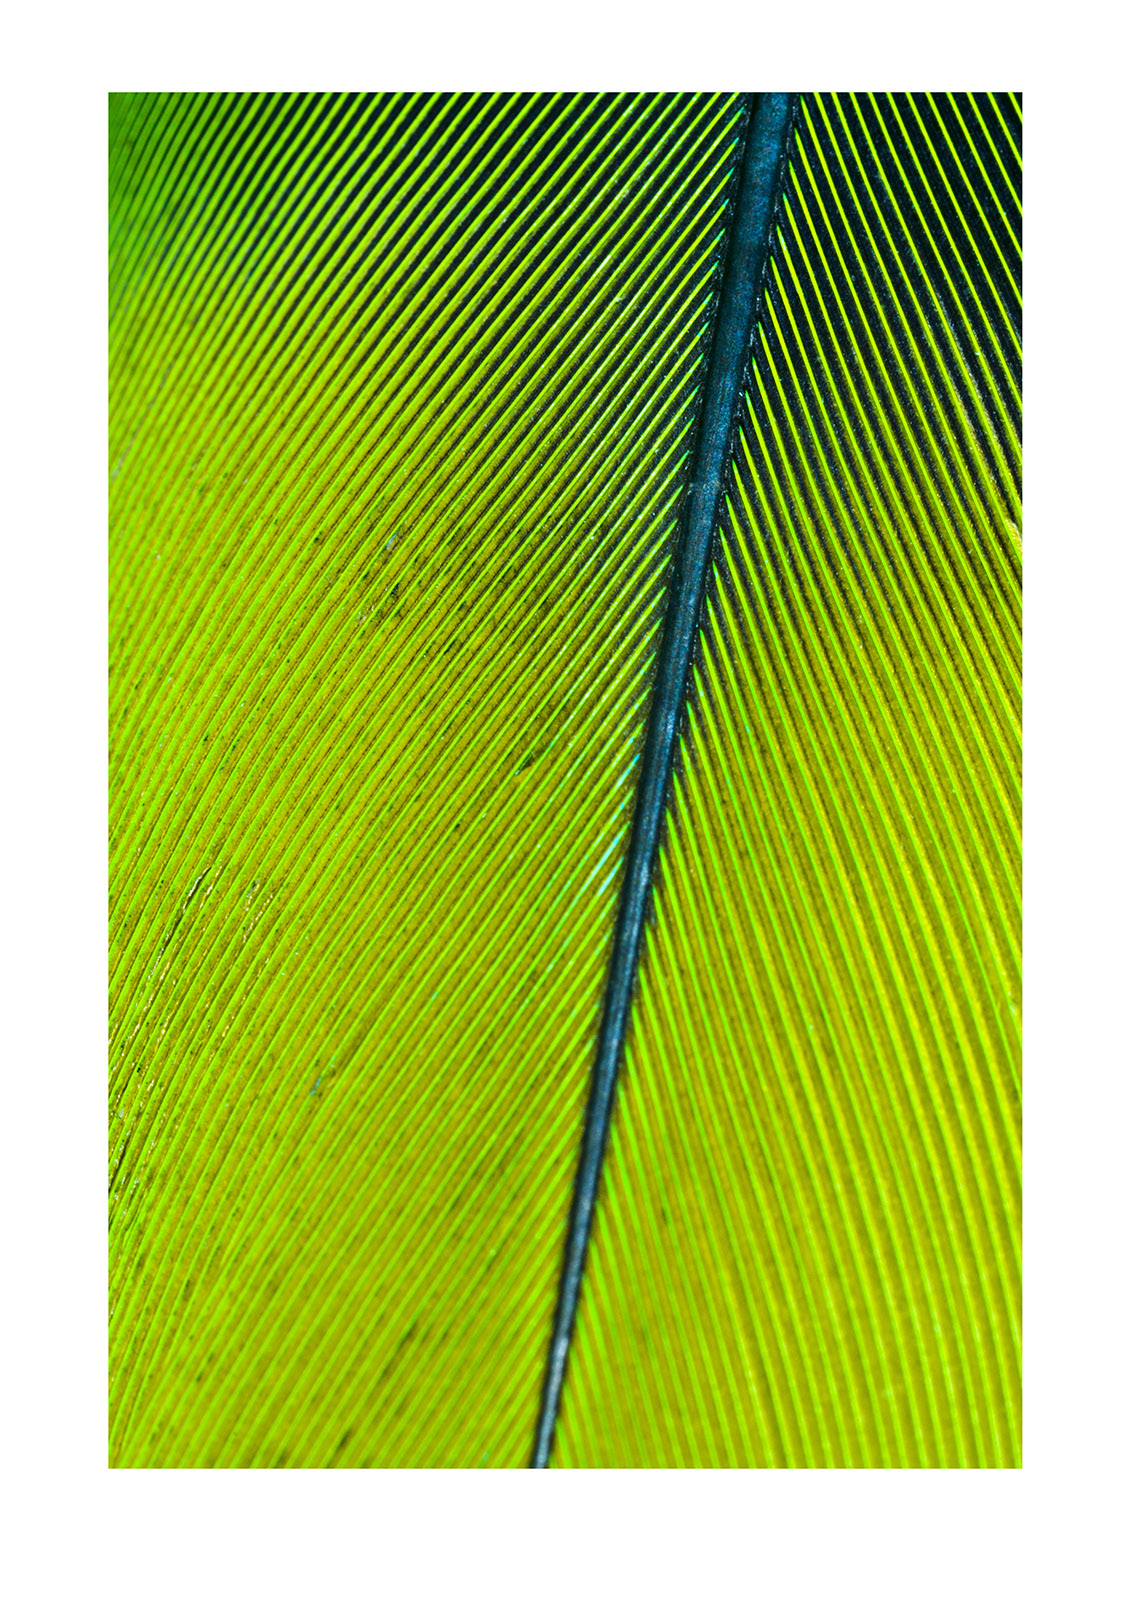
left=554, top=92, right=1021, bottom=1469
left=530, top=92, right=800, bottom=1469
left=109, top=92, right=746, bottom=1469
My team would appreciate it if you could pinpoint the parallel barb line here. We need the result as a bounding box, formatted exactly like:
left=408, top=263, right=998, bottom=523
left=110, top=91, right=748, bottom=1468
left=530, top=90, right=801, bottom=1469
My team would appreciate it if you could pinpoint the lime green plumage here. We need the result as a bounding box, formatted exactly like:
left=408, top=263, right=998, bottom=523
left=556, top=92, right=1020, bottom=1467
left=110, top=91, right=1020, bottom=1469
left=109, top=91, right=743, bottom=1467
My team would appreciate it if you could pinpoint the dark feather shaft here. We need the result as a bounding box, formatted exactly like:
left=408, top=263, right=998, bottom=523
left=530, top=91, right=800, bottom=1468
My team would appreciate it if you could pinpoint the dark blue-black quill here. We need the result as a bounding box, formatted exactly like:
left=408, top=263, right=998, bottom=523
left=530, top=91, right=800, bottom=1469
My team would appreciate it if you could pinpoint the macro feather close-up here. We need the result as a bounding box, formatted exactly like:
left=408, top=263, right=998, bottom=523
left=108, top=89, right=1021, bottom=1469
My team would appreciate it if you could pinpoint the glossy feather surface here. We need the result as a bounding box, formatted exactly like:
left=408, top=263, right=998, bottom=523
left=108, top=91, right=743, bottom=1467
left=555, top=92, right=1021, bottom=1468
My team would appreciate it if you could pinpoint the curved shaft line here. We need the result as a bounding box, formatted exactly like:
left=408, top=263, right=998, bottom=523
left=530, top=91, right=800, bottom=1468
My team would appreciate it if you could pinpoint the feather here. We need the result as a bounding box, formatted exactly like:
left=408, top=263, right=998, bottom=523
left=109, top=90, right=744, bottom=1467
left=109, top=90, right=1021, bottom=1471
left=553, top=92, right=1021, bottom=1467
left=530, top=92, right=801, bottom=1466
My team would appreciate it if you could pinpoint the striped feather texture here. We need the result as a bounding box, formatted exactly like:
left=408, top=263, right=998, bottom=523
left=554, top=92, right=1021, bottom=1467
left=108, top=91, right=744, bottom=1467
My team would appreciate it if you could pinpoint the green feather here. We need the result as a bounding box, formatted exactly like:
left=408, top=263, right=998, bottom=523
left=109, top=90, right=1020, bottom=1468
left=557, top=91, right=1020, bottom=1467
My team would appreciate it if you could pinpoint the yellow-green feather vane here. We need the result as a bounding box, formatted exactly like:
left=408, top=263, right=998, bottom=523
left=556, top=93, right=1020, bottom=1468
left=109, top=91, right=1020, bottom=1468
